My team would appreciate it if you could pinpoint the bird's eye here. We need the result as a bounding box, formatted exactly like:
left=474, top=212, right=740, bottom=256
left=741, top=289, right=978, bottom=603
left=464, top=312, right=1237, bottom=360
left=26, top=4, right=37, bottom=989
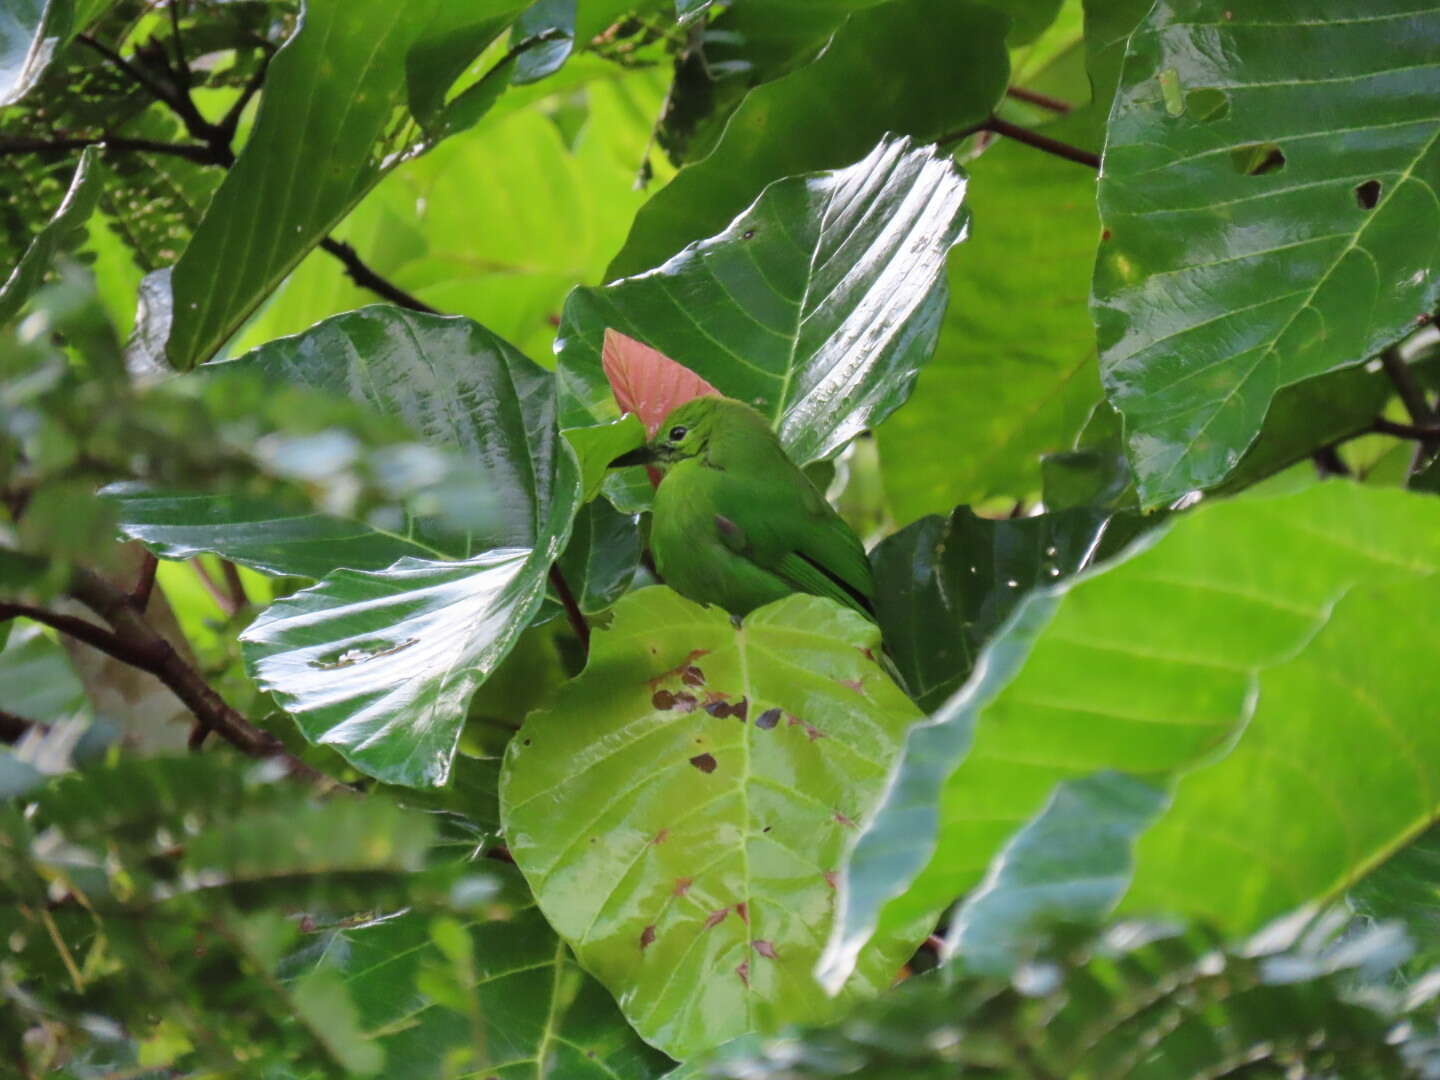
left=668, top=425, right=688, bottom=442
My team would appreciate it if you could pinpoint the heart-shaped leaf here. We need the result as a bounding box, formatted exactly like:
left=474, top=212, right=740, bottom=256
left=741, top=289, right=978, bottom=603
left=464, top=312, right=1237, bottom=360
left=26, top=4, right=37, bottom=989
left=1094, top=0, right=1440, bottom=507
left=556, top=136, right=969, bottom=467
left=501, top=587, right=927, bottom=1058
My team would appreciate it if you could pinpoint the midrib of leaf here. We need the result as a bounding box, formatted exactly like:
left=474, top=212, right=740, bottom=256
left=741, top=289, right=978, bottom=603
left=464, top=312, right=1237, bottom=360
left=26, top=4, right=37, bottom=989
left=1151, top=121, right=1440, bottom=495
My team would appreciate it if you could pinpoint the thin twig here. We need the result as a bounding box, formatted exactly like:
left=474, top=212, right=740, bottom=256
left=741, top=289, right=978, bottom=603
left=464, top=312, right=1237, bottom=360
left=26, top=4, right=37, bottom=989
left=1379, top=347, right=1440, bottom=465
left=168, top=0, right=188, bottom=90
left=78, top=33, right=179, bottom=112
left=983, top=116, right=1100, bottom=169
left=220, top=560, right=249, bottom=611
left=1005, top=85, right=1073, bottom=113
left=548, top=565, right=590, bottom=656
left=191, top=558, right=237, bottom=615
left=131, top=551, right=159, bottom=611
left=0, top=134, right=221, bottom=164
left=1372, top=417, right=1440, bottom=441
left=320, top=238, right=438, bottom=313
left=216, top=47, right=271, bottom=145
left=1311, top=445, right=1351, bottom=477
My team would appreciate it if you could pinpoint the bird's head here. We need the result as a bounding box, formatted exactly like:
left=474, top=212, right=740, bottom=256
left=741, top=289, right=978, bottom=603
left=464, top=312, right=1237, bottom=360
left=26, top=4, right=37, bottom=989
left=608, top=396, right=769, bottom=470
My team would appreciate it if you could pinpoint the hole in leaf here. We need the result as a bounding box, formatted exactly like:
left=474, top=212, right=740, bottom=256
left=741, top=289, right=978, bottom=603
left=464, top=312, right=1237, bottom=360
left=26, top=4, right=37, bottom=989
left=1185, top=88, right=1228, bottom=122
left=690, top=752, right=717, bottom=773
left=1355, top=179, right=1382, bottom=210
left=1231, top=143, right=1286, bottom=176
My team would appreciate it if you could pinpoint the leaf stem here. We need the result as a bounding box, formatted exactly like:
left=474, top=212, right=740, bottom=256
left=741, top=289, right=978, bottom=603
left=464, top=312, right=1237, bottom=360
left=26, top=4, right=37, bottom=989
left=1005, top=85, right=1073, bottom=113
left=938, top=115, right=1100, bottom=170
left=319, top=238, right=438, bottom=314
left=548, top=564, right=590, bottom=656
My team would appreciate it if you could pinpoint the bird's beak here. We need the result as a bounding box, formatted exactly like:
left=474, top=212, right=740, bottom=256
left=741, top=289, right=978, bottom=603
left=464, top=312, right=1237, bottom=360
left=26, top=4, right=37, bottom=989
left=609, top=445, right=658, bottom=468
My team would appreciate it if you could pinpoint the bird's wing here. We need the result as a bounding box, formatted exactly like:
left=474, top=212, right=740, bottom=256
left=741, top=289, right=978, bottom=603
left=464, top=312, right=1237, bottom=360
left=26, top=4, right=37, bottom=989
left=712, top=473, right=875, bottom=619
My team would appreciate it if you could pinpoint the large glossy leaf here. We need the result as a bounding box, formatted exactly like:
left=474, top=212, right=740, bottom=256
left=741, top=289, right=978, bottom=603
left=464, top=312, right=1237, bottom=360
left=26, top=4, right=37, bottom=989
left=946, top=771, right=1166, bottom=975
left=606, top=0, right=1007, bottom=278
left=1093, top=1, right=1440, bottom=507
left=877, top=112, right=1102, bottom=517
left=191, top=309, right=583, bottom=788
left=501, top=588, right=927, bottom=1059
left=557, top=137, right=969, bottom=467
left=165, top=0, right=530, bottom=369
left=1123, top=575, right=1440, bottom=935
left=869, top=505, right=1119, bottom=711
left=230, top=70, right=670, bottom=364
left=284, top=868, right=673, bottom=1080
left=819, top=483, right=1440, bottom=991
left=0, top=147, right=99, bottom=326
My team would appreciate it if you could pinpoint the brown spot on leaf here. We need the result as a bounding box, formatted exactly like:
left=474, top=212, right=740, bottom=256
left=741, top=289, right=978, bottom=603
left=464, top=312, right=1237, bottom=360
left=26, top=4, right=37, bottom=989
left=652, top=690, right=675, bottom=710
left=690, top=753, right=717, bottom=773
left=860, top=647, right=875, bottom=662
left=736, top=961, right=750, bottom=986
left=735, top=901, right=748, bottom=923
left=787, top=713, right=804, bottom=727
left=824, top=871, right=839, bottom=890
left=704, top=701, right=730, bottom=718
left=704, top=908, right=729, bottom=930
left=756, top=708, right=781, bottom=729
left=805, top=724, right=826, bottom=742
left=653, top=829, right=669, bottom=845
left=730, top=697, right=748, bottom=722
left=682, top=666, right=705, bottom=686
left=752, top=940, right=778, bottom=960
left=640, top=925, right=656, bottom=950
left=834, top=812, right=856, bottom=828
left=674, top=877, right=692, bottom=896
left=674, top=692, right=698, bottom=713
left=839, top=678, right=865, bottom=695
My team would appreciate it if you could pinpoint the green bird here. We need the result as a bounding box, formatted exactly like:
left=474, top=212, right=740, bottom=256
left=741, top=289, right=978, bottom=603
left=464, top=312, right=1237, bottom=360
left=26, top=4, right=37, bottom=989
left=610, top=396, right=875, bottom=619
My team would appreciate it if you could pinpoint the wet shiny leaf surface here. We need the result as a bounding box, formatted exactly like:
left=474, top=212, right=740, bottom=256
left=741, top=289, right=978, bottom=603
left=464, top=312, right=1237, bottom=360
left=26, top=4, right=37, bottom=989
left=501, top=588, right=926, bottom=1058
left=607, top=0, right=1006, bottom=278
left=557, top=137, right=969, bottom=466
left=1094, top=1, right=1440, bottom=506
left=821, top=483, right=1440, bottom=991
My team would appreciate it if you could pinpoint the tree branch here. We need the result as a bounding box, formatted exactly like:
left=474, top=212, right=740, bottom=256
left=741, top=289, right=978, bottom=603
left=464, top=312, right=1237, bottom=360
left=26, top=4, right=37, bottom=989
left=0, top=134, right=222, bottom=165
left=548, top=564, right=590, bottom=656
left=981, top=116, right=1100, bottom=169
left=1, top=576, right=321, bottom=780
left=131, top=551, right=159, bottom=612
left=319, top=238, right=438, bottom=314
left=938, top=115, right=1100, bottom=170
left=1372, top=417, right=1440, bottom=441
left=1005, top=85, right=1073, bottom=113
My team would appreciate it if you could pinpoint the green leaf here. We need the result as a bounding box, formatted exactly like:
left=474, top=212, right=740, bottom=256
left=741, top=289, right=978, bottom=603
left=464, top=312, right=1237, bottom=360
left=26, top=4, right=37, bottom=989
left=288, top=873, right=673, bottom=1079
left=290, top=968, right=384, bottom=1076
left=510, top=0, right=575, bottom=85
left=1123, top=575, right=1440, bottom=935
left=117, top=308, right=566, bottom=582
left=946, top=771, right=1167, bottom=975
left=165, top=1, right=529, bottom=369
left=564, top=414, right=646, bottom=506
left=819, top=483, right=1440, bottom=991
left=606, top=0, right=1008, bottom=278
left=0, top=0, right=119, bottom=107
left=876, top=113, right=1102, bottom=517
left=869, top=505, right=1119, bottom=711
left=1094, top=1, right=1440, bottom=507
left=555, top=498, right=640, bottom=614
left=105, top=485, right=441, bottom=580
left=557, top=136, right=970, bottom=466
left=0, top=147, right=100, bottom=327
left=0, top=622, right=87, bottom=722
left=501, top=587, right=928, bottom=1059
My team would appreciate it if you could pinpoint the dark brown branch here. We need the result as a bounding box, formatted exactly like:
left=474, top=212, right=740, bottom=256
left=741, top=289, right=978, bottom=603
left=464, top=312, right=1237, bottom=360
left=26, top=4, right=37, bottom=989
left=1005, top=85, right=1073, bottom=113
left=1311, top=445, right=1351, bottom=477
left=131, top=551, right=159, bottom=611
left=216, top=48, right=271, bottom=145
left=78, top=34, right=180, bottom=114
left=320, top=238, right=438, bottom=313
left=0, top=134, right=221, bottom=164
left=548, top=564, right=590, bottom=656
left=1372, top=417, right=1440, bottom=441
left=982, top=116, right=1100, bottom=169
left=220, top=560, right=249, bottom=611
left=1, top=576, right=320, bottom=779
left=1380, top=347, right=1437, bottom=427
left=938, top=115, right=1100, bottom=170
